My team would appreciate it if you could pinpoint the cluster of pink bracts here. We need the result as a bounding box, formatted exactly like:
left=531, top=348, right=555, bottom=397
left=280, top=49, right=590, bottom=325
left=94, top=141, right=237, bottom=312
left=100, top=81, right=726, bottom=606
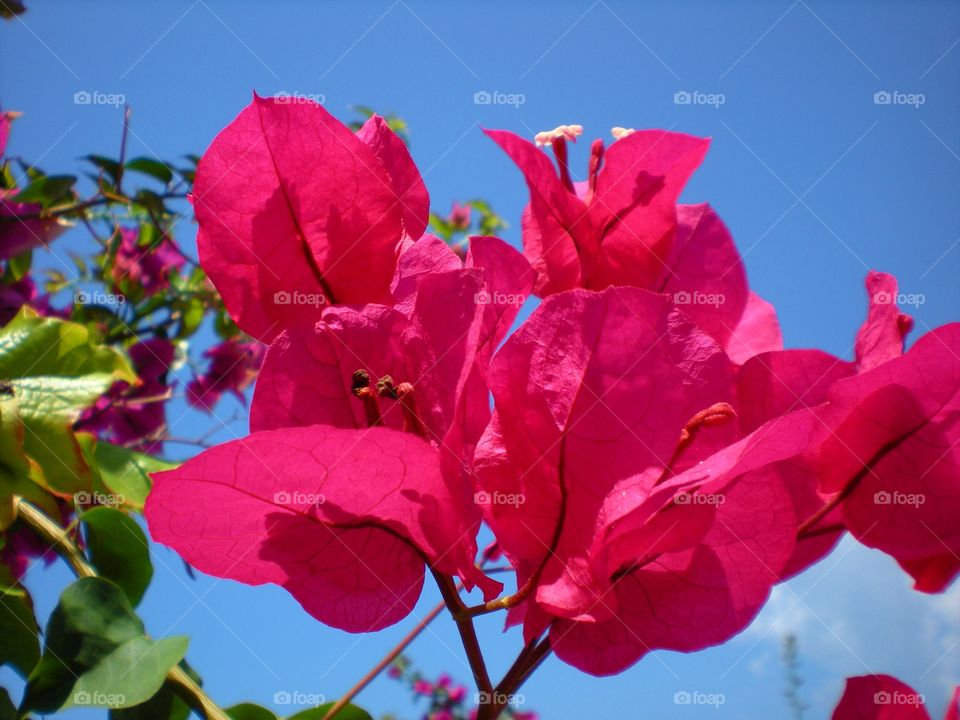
left=145, top=96, right=959, bottom=680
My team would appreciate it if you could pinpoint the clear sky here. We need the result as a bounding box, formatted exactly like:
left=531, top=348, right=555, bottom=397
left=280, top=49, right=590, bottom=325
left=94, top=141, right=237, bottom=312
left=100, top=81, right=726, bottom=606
left=2, top=1, right=959, bottom=718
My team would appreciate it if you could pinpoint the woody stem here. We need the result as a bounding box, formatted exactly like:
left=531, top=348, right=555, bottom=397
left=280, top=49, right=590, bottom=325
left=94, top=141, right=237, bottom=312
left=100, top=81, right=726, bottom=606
left=432, top=570, right=493, bottom=696
left=14, top=498, right=231, bottom=720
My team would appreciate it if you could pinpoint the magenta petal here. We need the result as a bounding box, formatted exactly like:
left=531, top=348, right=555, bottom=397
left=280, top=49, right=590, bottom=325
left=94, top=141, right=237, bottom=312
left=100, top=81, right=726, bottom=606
left=737, top=349, right=855, bottom=433
left=194, top=95, right=403, bottom=341
left=251, top=306, right=412, bottom=434
left=831, top=675, right=930, bottom=720
left=855, top=270, right=913, bottom=371
left=390, top=234, right=463, bottom=316
left=0, top=195, right=68, bottom=260
left=474, top=286, right=735, bottom=635
left=484, top=129, right=591, bottom=296
left=724, top=291, right=783, bottom=365
left=817, top=323, right=960, bottom=591
left=659, top=203, right=748, bottom=348
left=356, top=115, right=430, bottom=240
left=552, top=467, right=796, bottom=675
left=464, top=235, right=535, bottom=355
left=589, top=131, right=710, bottom=290
left=146, top=424, right=492, bottom=631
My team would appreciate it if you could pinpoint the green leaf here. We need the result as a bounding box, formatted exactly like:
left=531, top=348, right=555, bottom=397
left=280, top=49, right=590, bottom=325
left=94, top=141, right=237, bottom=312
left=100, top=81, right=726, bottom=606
left=227, top=703, right=280, bottom=720
left=287, top=704, right=372, bottom=720
left=13, top=175, right=76, bottom=209
left=0, top=590, right=40, bottom=676
left=0, top=309, right=135, bottom=494
left=132, top=190, right=169, bottom=217
left=82, top=507, right=153, bottom=606
left=83, top=439, right=177, bottom=510
left=125, top=158, right=174, bottom=186
left=84, top=155, right=122, bottom=185
left=109, top=660, right=200, bottom=720
left=0, top=689, right=16, bottom=720
left=176, top=297, right=205, bottom=339
left=4, top=250, right=32, bottom=282
left=20, top=577, right=188, bottom=714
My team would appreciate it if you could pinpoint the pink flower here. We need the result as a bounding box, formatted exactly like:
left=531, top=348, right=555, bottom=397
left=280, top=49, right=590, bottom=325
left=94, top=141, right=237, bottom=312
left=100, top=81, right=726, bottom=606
left=831, top=675, right=951, bottom=719
left=111, top=226, right=185, bottom=296
left=447, top=685, right=466, bottom=703
left=485, top=125, right=708, bottom=296
left=736, top=271, right=960, bottom=592
left=193, top=94, right=429, bottom=342
left=145, top=237, right=539, bottom=630
left=413, top=679, right=434, bottom=696
left=472, top=286, right=815, bottom=673
left=0, top=275, right=35, bottom=325
left=187, top=339, right=264, bottom=412
left=0, top=190, right=68, bottom=261
left=447, top=202, right=471, bottom=231
left=77, top=338, right=175, bottom=453
left=486, top=127, right=781, bottom=363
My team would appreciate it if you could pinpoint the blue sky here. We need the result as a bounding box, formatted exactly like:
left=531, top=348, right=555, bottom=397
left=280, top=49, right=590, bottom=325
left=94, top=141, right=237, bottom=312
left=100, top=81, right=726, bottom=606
left=2, top=1, right=959, bottom=718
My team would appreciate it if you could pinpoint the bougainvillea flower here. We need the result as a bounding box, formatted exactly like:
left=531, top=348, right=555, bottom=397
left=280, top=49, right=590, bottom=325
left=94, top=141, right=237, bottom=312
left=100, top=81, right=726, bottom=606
left=0, top=275, right=35, bottom=326
left=77, top=338, right=175, bottom=453
left=111, top=226, right=185, bottom=296
left=252, top=235, right=533, bottom=467
left=736, top=272, right=911, bottom=435
left=831, top=675, right=936, bottom=719
left=0, top=190, right=69, bottom=261
left=187, top=338, right=264, bottom=412
left=732, top=272, right=960, bottom=591
left=193, top=94, right=428, bottom=342
left=550, top=410, right=820, bottom=674
left=485, top=125, right=709, bottom=296
left=813, top=322, right=960, bottom=592
left=473, top=286, right=831, bottom=673
left=447, top=201, right=472, bottom=231
left=146, top=424, right=496, bottom=631
left=150, top=237, right=532, bottom=630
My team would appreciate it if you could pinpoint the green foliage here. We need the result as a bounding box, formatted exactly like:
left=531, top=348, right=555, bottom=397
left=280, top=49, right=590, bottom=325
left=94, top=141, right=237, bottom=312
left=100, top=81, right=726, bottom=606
left=81, top=507, right=153, bottom=606
left=287, top=704, right=373, bottom=720
left=21, top=577, right=188, bottom=714
left=0, top=308, right=134, bottom=495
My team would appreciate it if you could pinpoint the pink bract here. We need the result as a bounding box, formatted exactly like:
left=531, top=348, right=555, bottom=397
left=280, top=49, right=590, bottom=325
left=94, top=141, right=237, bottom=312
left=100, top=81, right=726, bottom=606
left=145, top=424, right=494, bottom=631
left=193, top=94, right=428, bottom=342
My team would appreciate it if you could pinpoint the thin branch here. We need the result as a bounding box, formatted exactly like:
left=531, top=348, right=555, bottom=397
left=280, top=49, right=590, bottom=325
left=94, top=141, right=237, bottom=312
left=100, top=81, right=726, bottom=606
left=431, top=569, right=493, bottom=695
left=14, top=498, right=232, bottom=720
left=322, top=600, right=447, bottom=720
